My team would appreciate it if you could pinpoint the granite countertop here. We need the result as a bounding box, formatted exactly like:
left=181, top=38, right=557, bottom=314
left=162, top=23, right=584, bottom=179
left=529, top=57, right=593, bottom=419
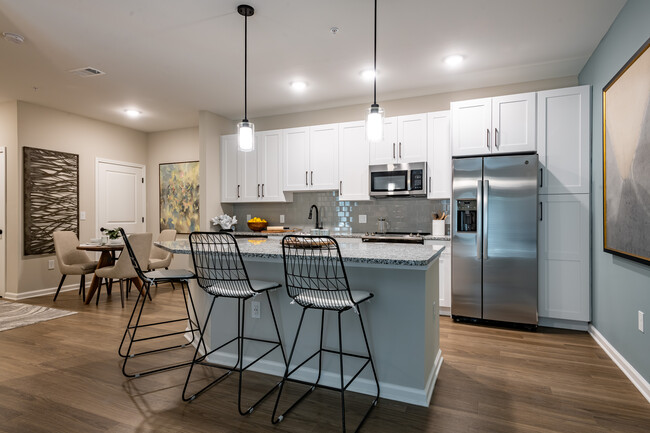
left=156, top=237, right=444, bottom=268
left=226, top=230, right=451, bottom=242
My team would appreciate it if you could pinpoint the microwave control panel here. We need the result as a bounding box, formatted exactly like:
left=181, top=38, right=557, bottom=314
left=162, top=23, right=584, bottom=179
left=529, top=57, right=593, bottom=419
left=410, top=169, right=423, bottom=191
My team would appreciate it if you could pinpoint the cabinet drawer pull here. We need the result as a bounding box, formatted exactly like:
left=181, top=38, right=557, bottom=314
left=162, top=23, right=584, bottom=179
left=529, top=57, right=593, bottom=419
left=486, top=129, right=490, bottom=149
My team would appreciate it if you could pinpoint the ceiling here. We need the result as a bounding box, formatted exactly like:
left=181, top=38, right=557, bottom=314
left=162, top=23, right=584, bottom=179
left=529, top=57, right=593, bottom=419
left=0, top=0, right=626, bottom=132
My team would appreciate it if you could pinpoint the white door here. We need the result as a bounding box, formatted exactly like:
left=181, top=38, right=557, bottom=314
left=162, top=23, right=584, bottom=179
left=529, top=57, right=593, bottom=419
left=492, top=92, right=536, bottom=154
left=258, top=130, right=284, bottom=202
left=397, top=113, right=428, bottom=162
left=427, top=111, right=451, bottom=199
left=221, top=135, right=240, bottom=202
left=369, top=117, right=398, bottom=164
left=0, top=147, right=5, bottom=297
left=283, top=127, right=310, bottom=191
left=538, top=193, right=590, bottom=321
left=451, top=98, right=492, bottom=157
left=338, top=121, right=370, bottom=201
left=96, top=159, right=146, bottom=235
left=537, top=86, right=590, bottom=195
left=309, top=124, right=339, bottom=190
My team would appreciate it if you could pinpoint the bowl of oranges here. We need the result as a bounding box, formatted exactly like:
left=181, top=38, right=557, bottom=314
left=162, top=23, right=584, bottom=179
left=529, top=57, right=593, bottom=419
left=247, top=217, right=268, bottom=232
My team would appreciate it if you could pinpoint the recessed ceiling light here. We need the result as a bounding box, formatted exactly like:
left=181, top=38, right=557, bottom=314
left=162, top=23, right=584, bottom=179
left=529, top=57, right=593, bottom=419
left=2, top=32, right=25, bottom=44
left=290, top=81, right=307, bottom=91
left=361, top=69, right=376, bottom=81
left=124, top=109, right=142, bottom=118
left=444, top=55, right=464, bottom=67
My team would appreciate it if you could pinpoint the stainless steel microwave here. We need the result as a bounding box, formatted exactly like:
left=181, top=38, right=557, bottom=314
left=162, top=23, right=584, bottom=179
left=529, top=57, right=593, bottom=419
left=369, top=162, right=427, bottom=197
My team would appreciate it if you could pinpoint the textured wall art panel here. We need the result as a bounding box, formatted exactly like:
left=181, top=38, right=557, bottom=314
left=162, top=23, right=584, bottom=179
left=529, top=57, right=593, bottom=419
left=159, top=161, right=200, bottom=233
left=23, top=147, right=79, bottom=255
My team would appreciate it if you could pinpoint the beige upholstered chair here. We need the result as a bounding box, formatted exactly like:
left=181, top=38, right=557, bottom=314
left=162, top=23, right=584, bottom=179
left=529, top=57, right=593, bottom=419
left=148, top=229, right=176, bottom=270
left=95, top=233, right=152, bottom=307
left=52, top=231, right=98, bottom=302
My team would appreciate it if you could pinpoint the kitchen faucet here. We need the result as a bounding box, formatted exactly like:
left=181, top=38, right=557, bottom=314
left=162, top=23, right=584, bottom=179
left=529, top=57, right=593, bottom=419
left=308, top=204, right=322, bottom=229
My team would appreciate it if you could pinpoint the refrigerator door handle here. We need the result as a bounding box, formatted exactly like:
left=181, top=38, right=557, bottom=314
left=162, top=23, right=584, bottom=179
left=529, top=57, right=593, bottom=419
left=476, top=179, right=483, bottom=259
left=483, top=179, right=489, bottom=260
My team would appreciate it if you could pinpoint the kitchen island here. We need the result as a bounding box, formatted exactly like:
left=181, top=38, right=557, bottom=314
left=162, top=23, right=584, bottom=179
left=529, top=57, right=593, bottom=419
left=157, top=237, right=444, bottom=406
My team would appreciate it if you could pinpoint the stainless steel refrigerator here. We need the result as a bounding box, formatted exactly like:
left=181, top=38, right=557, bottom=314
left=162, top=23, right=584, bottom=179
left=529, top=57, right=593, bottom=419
left=451, top=154, right=538, bottom=325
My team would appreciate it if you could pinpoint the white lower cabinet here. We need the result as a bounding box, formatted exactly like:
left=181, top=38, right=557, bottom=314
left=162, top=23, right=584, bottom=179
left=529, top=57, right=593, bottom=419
left=426, top=240, right=451, bottom=315
left=538, top=193, right=590, bottom=322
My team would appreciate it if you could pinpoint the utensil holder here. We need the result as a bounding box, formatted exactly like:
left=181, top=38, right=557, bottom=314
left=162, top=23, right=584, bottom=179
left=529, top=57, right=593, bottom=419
left=432, top=220, right=445, bottom=236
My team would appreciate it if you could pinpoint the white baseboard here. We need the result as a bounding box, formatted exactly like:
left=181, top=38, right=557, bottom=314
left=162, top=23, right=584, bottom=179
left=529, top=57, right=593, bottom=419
left=2, top=282, right=87, bottom=301
left=439, top=307, right=451, bottom=317
left=186, top=333, right=442, bottom=407
left=538, top=317, right=589, bottom=331
left=589, top=325, right=650, bottom=404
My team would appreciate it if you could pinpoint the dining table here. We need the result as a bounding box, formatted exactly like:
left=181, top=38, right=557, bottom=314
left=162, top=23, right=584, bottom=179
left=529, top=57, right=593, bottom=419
left=76, top=243, right=146, bottom=304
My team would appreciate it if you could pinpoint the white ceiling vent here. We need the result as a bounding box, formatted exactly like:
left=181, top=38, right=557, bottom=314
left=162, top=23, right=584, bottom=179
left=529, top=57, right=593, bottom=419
left=68, top=67, right=106, bottom=78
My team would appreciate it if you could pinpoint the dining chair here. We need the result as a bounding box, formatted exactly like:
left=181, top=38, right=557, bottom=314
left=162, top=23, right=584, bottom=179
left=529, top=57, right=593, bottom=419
left=117, top=228, right=201, bottom=378
left=52, top=231, right=98, bottom=302
left=149, top=229, right=176, bottom=271
left=272, top=235, right=380, bottom=432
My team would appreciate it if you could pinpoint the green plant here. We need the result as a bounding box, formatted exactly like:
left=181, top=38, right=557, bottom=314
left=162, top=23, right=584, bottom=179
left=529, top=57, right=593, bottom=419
left=100, top=227, right=122, bottom=240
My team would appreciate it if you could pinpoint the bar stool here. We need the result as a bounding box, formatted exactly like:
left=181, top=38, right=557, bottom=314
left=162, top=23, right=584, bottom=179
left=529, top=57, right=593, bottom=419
left=183, top=232, right=286, bottom=415
left=273, top=235, right=380, bottom=432
left=117, top=228, right=203, bottom=378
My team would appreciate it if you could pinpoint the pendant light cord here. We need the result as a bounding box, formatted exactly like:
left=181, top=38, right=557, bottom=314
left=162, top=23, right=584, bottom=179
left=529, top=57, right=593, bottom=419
left=244, top=13, right=248, bottom=122
left=373, top=0, right=377, bottom=106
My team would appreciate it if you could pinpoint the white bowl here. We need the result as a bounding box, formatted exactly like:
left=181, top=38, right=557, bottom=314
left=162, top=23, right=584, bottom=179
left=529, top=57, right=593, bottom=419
left=89, top=238, right=101, bottom=244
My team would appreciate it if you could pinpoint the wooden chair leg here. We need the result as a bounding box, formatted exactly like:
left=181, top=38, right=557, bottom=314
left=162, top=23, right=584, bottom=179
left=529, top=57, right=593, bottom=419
left=53, top=275, right=67, bottom=301
left=96, top=278, right=102, bottom=306
left=107, top=278, right=113, bottom=296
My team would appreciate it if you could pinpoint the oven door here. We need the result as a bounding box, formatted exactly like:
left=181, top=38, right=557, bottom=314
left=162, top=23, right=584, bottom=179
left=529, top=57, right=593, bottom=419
left=370, top=169, right=410, bottom=197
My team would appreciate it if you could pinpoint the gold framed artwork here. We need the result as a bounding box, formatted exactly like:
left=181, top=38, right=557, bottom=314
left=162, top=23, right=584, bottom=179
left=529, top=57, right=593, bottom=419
left=602, top=37, right=650, bottom=265
left=159, top=161, right=200, bottom=234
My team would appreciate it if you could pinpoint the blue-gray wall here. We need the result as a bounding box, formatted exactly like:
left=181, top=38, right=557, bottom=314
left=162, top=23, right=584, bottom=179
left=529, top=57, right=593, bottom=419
left=579, top=0, right=650, bottom=383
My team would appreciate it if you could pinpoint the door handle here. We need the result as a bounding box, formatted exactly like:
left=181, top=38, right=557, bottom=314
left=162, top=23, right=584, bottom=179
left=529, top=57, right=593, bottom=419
left=237, top=185, right=240, bottom=198
left=476, top=180, right=483, bottom=259
left=305, top=171, right=308, bottom=186
left=257, top=184, right=260, bottom=198
left=339, top=180, right=342, bottom=195
left=483, top=180, right=489, bottom=260
left=399, top=142, right=402, bottom=159
left=393, top=143, right=396, bottom=159
left=486, top=129, right=490, bottom=149
left=311, top=171, right=313, bottom=186
left=494, top=128, right=499, bottom=150
left=540, top=202, right=543, bottom=221
left=262, top=184, right=264, bottom=197
left=540, top=168, right=543, bottom=188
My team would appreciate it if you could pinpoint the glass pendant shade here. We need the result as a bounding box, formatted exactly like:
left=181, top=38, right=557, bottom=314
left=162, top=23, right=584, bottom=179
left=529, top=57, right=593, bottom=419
left=366, top=104, right=384, bottom=142
left=237, top=120, right=255, bottom=152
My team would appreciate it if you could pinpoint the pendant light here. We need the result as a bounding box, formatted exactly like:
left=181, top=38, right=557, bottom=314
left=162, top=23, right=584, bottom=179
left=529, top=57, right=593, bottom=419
left=237, top=4, right=255, bottom=152
left=366, top=0, right=384, bottom=143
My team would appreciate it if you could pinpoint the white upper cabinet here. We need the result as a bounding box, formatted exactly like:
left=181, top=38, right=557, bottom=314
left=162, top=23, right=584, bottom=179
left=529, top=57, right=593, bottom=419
left=537, top=85, right=591, bottom=195
left=283, top=124, right=338, bottom=192
left=492, top=93, right=536, bottom=154
left=338, top=121, right=370, bottom=201
left=427, top=111, right=451, bottom=199
left=257, top=130, right=287, bottom=201
left=221, top=134, right=241, bottom=202
left=451, top=92, right=536, bottom=157
left=369, top=114, right=427, bottom=164
left=240, top=148, right=259, bottom=202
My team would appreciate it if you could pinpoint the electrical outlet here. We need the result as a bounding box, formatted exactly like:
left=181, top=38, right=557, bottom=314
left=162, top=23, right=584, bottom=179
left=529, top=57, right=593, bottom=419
left=359, top=214, right=367, bottom=224
left=48, top=259, right=55, bottom=270
left=251, top=301, right=260, bottom=319
left=639, top=311, right=645, bottom=333
left=246, top=214, right=251, bottom=222
left=280, top=215, right=285, bottom=224
left=79, top=211, right=86, bottom=220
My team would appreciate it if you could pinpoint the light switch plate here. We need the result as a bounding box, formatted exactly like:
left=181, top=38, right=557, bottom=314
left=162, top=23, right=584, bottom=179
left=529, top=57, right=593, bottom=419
left=48, top=259, right=55, bottom=270
left=79, top=211, right=86, bottom=220
left=639, top=311, right=645, bottom=333
left=359, top=215, right=367, bottom=224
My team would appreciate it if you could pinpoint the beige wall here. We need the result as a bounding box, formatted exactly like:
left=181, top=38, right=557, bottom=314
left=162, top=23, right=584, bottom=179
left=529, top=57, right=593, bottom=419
left=7, top=102, right=147, bottom=297
left=0, top=101, right=18, bottom=295
left=253, top=76, right=578, bottom=131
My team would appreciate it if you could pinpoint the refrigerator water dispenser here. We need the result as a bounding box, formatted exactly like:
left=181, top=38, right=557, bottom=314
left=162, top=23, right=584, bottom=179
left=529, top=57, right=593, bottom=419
left=456, top=200, right=477, bottom=232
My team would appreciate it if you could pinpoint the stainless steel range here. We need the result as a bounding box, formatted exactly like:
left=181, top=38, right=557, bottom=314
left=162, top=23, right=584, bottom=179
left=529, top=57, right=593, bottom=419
left=361, top=231, right=428, bottom=244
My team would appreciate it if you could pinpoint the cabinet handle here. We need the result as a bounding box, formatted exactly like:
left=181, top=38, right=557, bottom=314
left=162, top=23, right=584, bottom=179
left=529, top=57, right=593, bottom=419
left=237, top=185, right=240, bottom=198
left=262, top=184, right=265, bottom=197
left=340, top=180, right=343, bottom=195
left=393, top=143, right=396, bottom=159
left=486, top=129, right=490, bottom=149
left=257, top=184, right=260, bottom=198
left=310, top=171, right=313, bottom=186
left=540, top=168, right=543, bottom=188
left=305, top=171, right=308, bottom=186
left=494, top=128, right=499, bottom=149
left=428, top=176, right=431, bottom=192
left=540, top=202, right=543, bottom=221
left=399, top=142, right=402, bottom=159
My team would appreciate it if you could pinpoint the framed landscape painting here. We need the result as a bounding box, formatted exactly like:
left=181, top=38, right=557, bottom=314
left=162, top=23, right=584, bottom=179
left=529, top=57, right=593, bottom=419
left=602, top=37, right=650, bottom=265
left=159, top=161, right=200, bottom=234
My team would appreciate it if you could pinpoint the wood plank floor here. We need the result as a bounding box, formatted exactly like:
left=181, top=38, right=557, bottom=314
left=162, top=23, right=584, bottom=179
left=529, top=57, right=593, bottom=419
left=1, top=286, right=649, bottom=432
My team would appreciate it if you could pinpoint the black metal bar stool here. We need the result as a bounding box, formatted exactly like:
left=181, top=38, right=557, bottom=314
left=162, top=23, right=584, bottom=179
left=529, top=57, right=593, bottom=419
left=117, top=228, right=203, bottom=378
left=183, top=232, right=287, bottom=415
left=272, top=235, right=380, bottom=432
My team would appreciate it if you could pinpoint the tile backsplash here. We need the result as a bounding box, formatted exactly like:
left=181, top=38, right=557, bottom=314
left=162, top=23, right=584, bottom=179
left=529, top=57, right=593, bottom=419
left=221, top=192, right=450, bottom=234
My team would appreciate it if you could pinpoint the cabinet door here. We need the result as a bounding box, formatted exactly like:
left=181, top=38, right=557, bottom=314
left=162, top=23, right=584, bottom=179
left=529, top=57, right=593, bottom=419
left=492, top=92, right=536, bottom=154
left=537, top=85, right=590, bottom=194
left=239, top=148, right=259, bottom=202
left=398, top=113, right=428, bottom=162
left=538, top=194, right=590, bottom=321
left=369, top=117, right=398, bottom=164
left=451, top=98, right=492, bottom=157
left=220, top=134, right=240, bottom=202
left=309, top=124, right=339, bottom=190
left=427, top=111, right=451, bottom=199
left=338, top=121, right=370, bottom=201
left=258, top=130, right=285, bottom=201
left=283, top=127, right=310, bottom=191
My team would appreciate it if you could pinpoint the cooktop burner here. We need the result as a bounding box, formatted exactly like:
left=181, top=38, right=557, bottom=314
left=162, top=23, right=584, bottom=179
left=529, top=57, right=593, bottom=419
left=361, top=231, right=429, bottom=244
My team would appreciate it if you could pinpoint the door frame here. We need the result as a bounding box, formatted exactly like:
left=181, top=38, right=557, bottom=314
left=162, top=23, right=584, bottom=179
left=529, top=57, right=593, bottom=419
left=0, top=147, right=5, bottom=297
left=95, top=158, right=146, bottom=236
